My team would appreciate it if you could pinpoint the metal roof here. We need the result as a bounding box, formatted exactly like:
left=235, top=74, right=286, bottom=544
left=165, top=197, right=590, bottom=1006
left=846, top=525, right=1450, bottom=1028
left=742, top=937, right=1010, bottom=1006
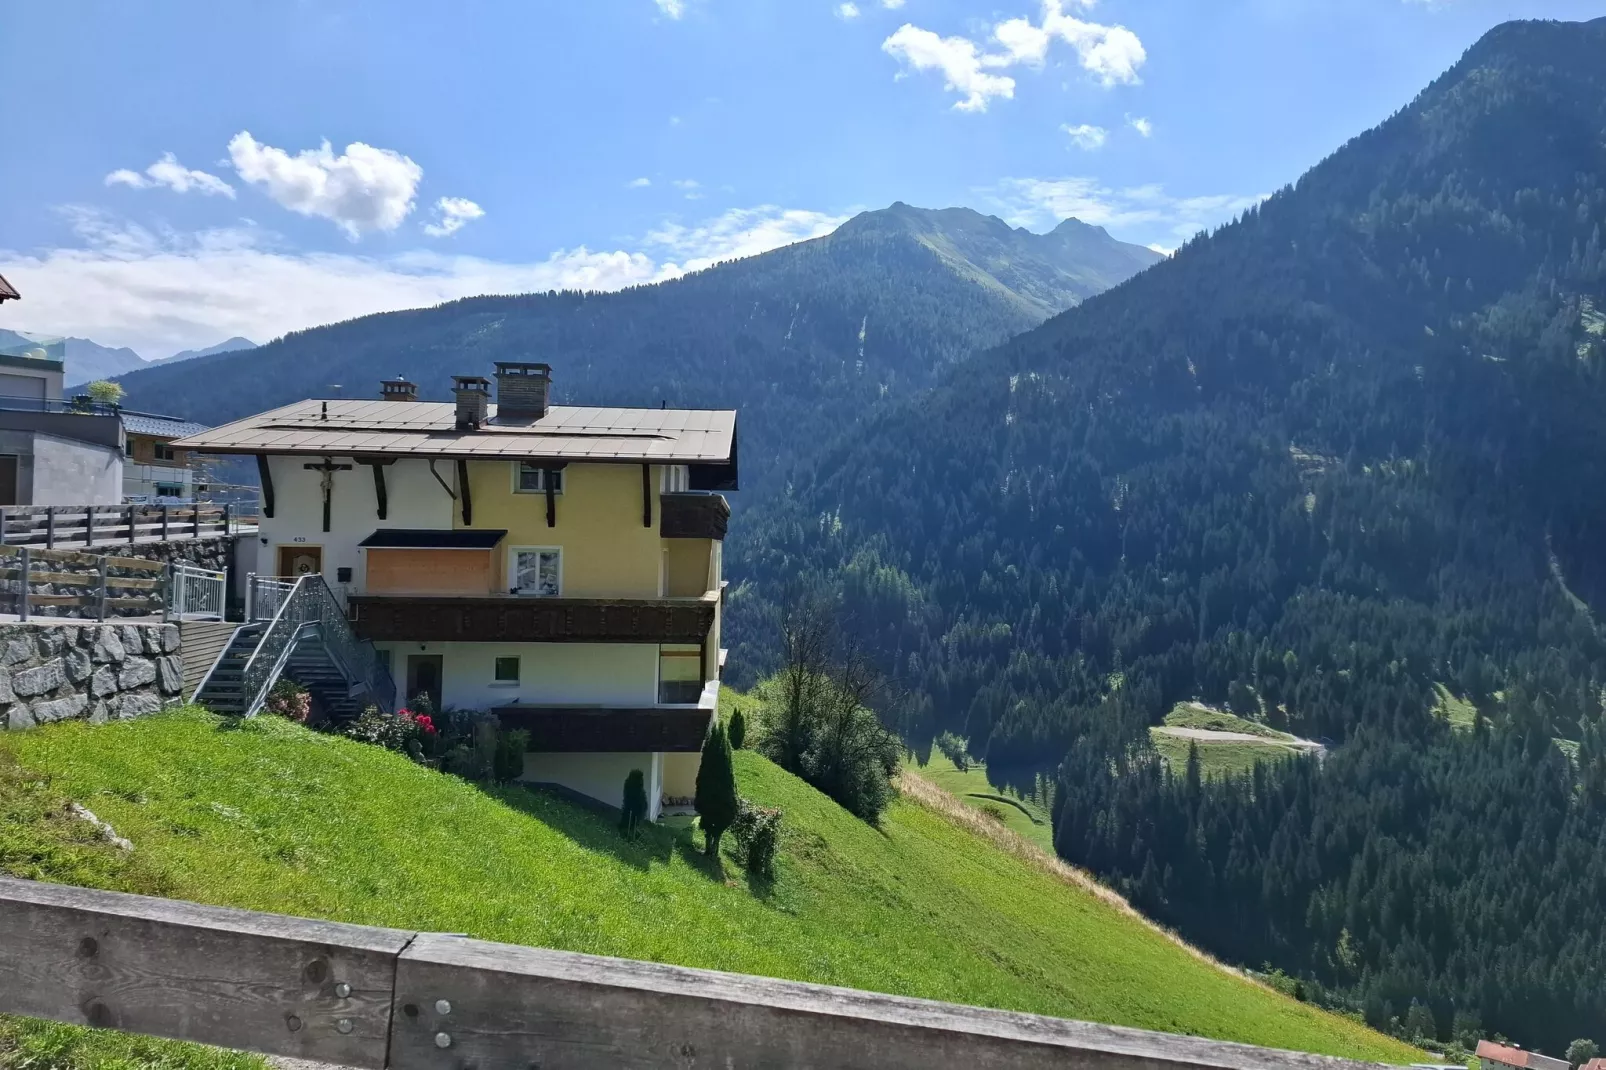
left=171, top=400, right=737, bottom=464
left=122, top=412, right=209, bottom=440
left=1475, top=1042, right=1570, bottom=1070
left=358, top=528, right=507, bottom=549
left=0, top=274, right=17, bottom=301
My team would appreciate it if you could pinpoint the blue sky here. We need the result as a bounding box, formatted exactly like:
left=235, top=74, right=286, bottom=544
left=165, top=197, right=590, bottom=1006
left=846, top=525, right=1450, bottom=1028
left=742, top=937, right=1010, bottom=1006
left=1, top=0, right=1599, bottom=356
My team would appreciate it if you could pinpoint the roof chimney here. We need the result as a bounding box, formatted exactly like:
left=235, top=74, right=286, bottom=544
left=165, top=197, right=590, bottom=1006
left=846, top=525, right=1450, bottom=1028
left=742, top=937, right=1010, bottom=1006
left=493, top=362, right=551, bottom=420
left=381, top=375, right=418, bottom=402
left=451, top=375, right=491, bottom=430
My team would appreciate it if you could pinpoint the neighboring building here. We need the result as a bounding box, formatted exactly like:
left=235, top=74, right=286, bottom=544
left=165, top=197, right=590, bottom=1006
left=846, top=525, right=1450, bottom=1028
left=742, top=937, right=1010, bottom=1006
left=1476, top=1041, right=1570, bottom=1070
left=0, top=274, right=18, bottom=303
left=0, top=337, right=124, bottom=506
left=174, top=364, right=739, bottom=819
left=121, top=411, right=208, bottom=502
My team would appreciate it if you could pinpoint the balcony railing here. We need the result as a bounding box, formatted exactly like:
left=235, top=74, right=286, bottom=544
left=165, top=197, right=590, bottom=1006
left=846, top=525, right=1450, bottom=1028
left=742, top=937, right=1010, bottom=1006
left=660, top=492, right=730, bottom=539
left=349, top=591, right=719, bottom=645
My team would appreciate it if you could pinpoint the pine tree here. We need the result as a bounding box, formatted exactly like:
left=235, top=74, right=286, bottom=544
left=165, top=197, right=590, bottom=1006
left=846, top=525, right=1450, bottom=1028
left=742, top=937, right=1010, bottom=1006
left=695, top=722, right=738, bottom=857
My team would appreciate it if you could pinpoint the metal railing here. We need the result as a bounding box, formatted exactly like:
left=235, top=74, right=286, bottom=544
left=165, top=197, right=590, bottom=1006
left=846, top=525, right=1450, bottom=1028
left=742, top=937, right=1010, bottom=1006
left=170, top=564, right=226, bottom=621
left=240, top=573, right=395, bottom=717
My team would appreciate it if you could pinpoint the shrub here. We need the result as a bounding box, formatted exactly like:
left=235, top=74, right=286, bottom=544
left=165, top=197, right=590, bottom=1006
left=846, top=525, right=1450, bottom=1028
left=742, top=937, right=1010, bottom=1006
left=493, top=728, right=528, bottom=783
left=695, top=722, right=738, bottom=857
left=978, top=802, right=1007, bottom=824
left=620, top=769, right=648, bottom=838
left=728, top=707, right=747, bottom=750
left=934, top=731, right=971, bottom=772
left=729, top=797, right=782, bottom=878
left=343, top=707, right=411, bottom=751
left=265, top=680, right=310, bottom=724
left=85, top=380, right=124, bottom=406
left=1568, top=1039, right=1600, bottom=1068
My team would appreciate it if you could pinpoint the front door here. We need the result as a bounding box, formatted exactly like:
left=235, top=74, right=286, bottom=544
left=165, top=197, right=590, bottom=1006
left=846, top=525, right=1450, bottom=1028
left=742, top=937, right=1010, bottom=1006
left=406, top=655, right=444, bottom=713
left=277, top=545, right=322, bottom=578
left=0, top=455, right=17, bottom=506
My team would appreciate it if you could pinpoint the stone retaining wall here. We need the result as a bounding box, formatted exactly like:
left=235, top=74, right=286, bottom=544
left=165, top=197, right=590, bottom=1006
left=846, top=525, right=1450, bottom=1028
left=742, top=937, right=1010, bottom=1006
left=0, top=622, right=182, bottom=730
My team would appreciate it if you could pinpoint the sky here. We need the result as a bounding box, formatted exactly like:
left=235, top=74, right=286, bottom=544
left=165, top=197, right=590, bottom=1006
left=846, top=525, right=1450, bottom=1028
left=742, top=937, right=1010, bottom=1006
left=1, top=0, right=1601, bottom=358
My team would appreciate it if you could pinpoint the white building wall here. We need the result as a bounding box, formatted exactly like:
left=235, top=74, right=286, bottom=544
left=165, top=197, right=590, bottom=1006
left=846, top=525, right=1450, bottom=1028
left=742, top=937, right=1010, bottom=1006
left=522, top=751, right=658, bottom=814
left=376, top=641, right=659, bottom=711
left=257, top=455, right=455, bottom=590
left=32, top=432, right=122, bottom=505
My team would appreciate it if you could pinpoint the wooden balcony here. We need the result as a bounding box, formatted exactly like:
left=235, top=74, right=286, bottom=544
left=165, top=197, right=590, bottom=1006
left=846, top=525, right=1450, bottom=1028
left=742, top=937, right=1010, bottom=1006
left=659, top=492, right=729, bottom=540
left=348, top=593, right=718, bottom=645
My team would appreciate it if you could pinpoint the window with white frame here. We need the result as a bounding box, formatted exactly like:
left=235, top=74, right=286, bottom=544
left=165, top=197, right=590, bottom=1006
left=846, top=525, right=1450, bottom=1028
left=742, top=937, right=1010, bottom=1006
left=510, top=547, right=561, bottom=596
left=515, top=462, right=564, bottom=494
left=660, top=465, right=689, bottom=493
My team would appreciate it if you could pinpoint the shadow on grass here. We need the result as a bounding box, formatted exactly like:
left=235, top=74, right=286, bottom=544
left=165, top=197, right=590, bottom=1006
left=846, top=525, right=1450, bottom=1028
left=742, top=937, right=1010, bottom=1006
left=473, top=780, right=681, bottom=873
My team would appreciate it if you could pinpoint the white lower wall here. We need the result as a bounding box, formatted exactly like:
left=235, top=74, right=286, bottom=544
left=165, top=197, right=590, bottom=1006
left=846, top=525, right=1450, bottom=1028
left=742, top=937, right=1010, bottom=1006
left=522, top=751, right=657, bottom=813
left=661, top=750, right=700, bottom=805
left=377, top=641, right=659, bottom=711
left=32, top=433, right=122, bottom=505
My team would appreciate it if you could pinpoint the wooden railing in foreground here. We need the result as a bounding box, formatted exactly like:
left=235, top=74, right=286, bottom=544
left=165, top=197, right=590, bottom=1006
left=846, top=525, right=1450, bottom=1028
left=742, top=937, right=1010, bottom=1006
left=0, top=877, right=1390, bottom=1070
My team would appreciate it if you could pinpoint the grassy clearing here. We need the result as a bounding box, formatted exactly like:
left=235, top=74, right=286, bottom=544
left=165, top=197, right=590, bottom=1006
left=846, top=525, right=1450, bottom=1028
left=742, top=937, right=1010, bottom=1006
left=1149, top=729, right=1302, bottom=779
left=1432, top=684, right=1481, bottom=731
left=912, top=754, right=1055, bottom=853
left=1163, top=702, right=1292, bottom=739
left=0, top=707, right=1418, bottom=1064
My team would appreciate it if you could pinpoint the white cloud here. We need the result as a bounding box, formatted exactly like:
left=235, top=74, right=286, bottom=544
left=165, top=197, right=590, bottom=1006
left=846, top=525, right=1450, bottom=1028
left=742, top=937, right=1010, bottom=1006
left=646, top=205, right=848, bottom=274
left=654, top=0, right=685, bottom=17
left=1129, top=115, right=1153, bottom=137
left=672, top=178, right=703, bottom=200
left=884, top=0, right=1145, bottom=111
left=882, top=0, right=905, bottom=7
left=104, top=153, right=235, bottom=198
left=984, top=176, right=1266, bottom=242
left=882, top=25, right=1016, bottom=112
left=837, top=2, right=861, bottom=18
left=628, top=177, right=652, bottom=188
left=227, top=132, right=423, bottom=240
left=3, top=205, right=846, bottom=356
left=1147, top=243, right=1174, bottom=256
left=1062, top=123, right=1107, bottom=150
left=422, top=197, right=485, bottom=238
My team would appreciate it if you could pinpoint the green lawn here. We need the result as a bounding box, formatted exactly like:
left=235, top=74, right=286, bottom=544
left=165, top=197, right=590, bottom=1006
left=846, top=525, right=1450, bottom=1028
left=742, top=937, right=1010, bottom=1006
left=1148, top=730, right=1303, bottom=779
left=0, top=708, right=1418, bottom=1065
left=1163, top=701, right=1292, bottom=739
left=1431, top=684, right=1481, bottom=731
left=912, top=754, right=1055, bottom=853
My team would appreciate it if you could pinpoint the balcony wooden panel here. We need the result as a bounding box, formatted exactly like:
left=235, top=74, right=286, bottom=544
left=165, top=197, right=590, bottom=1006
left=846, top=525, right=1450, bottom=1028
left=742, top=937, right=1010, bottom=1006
left=494, top=705, right=713, bottom=752
left=659, top=492, right=729, bottom=540
left=348, top=595, right=716, bottom=644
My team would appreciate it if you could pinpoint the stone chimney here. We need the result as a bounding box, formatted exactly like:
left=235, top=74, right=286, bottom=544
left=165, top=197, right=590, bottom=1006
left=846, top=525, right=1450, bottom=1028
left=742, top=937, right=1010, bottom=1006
left=380, top=375, right=418, bottom=402
left=452, top=375, right=491, bottom=430
left=493, top=362, right=552, bottom=420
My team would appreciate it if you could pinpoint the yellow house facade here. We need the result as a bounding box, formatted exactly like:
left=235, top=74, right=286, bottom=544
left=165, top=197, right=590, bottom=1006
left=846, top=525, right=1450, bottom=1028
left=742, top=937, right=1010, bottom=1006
left=175, top=364, right=737, bottom=820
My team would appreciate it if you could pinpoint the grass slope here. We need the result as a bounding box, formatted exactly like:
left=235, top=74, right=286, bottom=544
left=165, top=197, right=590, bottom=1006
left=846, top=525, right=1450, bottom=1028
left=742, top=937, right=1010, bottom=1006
left=912, top=755, right=1055, bottom=853
left=0, top=709, right=1417, bottom=1064
left=1150, top=702, right=1309, bottom=779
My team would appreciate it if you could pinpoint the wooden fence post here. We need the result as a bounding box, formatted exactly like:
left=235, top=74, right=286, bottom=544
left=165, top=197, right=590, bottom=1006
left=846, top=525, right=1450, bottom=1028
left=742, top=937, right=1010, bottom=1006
left=193, top=502, right=201, bottom=538
left=0, top=505, right=8, bottom=545
left=45, top=506, right=55, bottom=549
left=161, top=504, right=169, bottom=541
left=97, top=557, right=109, bottom=621
left=17, top=546, right=29, bottom=621
left=127, top=503, right=137, bottom=545
left=85, top=505, right=96, bottom=547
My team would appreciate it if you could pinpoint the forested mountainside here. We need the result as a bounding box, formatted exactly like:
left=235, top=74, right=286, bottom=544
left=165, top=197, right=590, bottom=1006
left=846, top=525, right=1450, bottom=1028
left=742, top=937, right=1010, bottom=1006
left=110, top=204, right=1160, bottom=499
left=732, top=17, right=1606, bottom=1050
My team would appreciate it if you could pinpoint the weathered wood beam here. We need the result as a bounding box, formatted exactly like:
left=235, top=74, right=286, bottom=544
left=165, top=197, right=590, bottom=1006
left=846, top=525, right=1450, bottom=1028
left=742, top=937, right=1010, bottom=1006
left=363, top=461, right=389, bottom=520
left=0, top=875, right=1396, bottom=1070
left=256, top=454, right=275, bottom=518
left=456, top=459, right=472, bottom=526
left=642, top=463, right=652, bottom=528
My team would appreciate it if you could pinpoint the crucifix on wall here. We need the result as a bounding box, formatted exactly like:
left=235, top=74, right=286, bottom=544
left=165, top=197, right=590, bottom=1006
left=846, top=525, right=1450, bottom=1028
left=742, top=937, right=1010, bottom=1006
left=304, top=458, right=352, bottom=532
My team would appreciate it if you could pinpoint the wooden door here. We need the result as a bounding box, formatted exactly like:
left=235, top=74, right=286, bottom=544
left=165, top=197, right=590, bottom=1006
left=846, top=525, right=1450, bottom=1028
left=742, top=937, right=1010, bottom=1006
left=405, top=655, right=444, bottom=712
left=277, top=545, right=322, bottom=578
left=0, top=456, right=17, bottom=506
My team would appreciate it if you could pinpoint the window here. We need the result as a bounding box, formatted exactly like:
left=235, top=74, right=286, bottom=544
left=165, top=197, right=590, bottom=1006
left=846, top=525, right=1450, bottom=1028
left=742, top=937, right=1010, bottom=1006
left=510, top=548, right=561, bottom=596
left=514, top=462, right=563, bottom=494
left=493, top=656, right=520, bottom=684
left=155, top=443, right=177, bottom=462
left=659, top=644, right=704, bottom=704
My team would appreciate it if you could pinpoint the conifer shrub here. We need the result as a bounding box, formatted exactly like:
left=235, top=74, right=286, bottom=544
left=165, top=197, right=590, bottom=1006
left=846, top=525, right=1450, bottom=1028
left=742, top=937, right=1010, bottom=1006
left=493, top=728, right=529, bottom=783
left=728, top=708, right=747, bottom=750
left=695, top=722, right=738, bottom=857
left=620, top=769, right=648, bottom=839
left=729, top=797, right=782, bottom=878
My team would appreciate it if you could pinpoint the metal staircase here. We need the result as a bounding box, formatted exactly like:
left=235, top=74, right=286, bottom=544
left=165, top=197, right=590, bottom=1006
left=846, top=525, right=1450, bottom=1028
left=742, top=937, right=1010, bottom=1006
left=194, top=574, right=396, bottom=719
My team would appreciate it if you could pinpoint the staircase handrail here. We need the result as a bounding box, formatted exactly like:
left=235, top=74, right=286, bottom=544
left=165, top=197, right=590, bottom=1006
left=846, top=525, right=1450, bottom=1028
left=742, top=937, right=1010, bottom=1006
left=237, top=574, right=395, bottom=718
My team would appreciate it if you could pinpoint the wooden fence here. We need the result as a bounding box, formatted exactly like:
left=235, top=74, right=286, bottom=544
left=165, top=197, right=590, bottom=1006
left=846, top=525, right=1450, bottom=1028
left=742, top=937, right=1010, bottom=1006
left=0, top=545, right=167, bottom=619
left=0, top=877, right=1391, bottom=1070
left=0, top=504, right=256, bottom=550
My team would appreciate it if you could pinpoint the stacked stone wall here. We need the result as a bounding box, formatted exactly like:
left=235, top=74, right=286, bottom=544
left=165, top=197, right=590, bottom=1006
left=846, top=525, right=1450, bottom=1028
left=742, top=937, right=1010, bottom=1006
left=0, top=622, right=182, bottom=730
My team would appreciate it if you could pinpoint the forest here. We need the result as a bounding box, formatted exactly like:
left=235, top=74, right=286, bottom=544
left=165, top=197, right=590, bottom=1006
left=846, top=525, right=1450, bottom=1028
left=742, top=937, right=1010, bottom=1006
left=726, top=16, right=1606, bottom=1052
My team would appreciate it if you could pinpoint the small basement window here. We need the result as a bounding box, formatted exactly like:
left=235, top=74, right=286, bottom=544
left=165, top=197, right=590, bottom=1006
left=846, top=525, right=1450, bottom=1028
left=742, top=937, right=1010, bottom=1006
left=515, top=462, right=564, bottom=494
left=493, top=656, right=520, bottom=684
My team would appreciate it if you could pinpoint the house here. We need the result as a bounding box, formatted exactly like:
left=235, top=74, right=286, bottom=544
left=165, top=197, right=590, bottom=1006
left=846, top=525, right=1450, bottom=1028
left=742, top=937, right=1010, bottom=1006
left=1476, top=1040, right=1570, bottom=1070
left=121, top=411, right=208, bottom=502
left=0, top=274, right=18, bottom=302
left=1581, top=1060, right=1606, bottom=1070
left=0, top=336, right=124, bottom=506
left=172, top=363, right=738, bottom=820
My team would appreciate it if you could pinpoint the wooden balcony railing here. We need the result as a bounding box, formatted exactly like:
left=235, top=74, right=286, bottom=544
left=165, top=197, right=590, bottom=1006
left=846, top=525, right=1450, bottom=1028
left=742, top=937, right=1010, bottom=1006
left=349, top=592, right=718, bottom=645
left=0, top=876, right=1390, bottom=1070
left=659, top=491, right=730, bottom=540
